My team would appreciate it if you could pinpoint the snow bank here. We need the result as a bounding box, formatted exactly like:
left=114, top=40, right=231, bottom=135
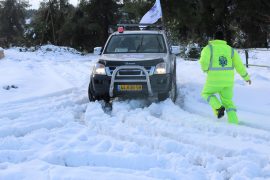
left=16, top=44, right=80, bottom=53
left=37, top=45, right=82, bottom=55
left=0, top=46, right=97, bottom=103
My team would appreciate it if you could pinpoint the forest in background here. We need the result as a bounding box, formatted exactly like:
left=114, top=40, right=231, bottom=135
left=0, top=0, right=269, bottom=52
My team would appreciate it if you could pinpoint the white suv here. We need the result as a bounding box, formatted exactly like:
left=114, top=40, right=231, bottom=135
left=89, top=24, right=180, bottom=103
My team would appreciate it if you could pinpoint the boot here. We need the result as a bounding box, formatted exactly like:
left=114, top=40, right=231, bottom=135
left=216, top=106, right=225, bottom=119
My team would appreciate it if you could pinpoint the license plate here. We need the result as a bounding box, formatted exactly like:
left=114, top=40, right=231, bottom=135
left=118, top=85, right=142, bottom=91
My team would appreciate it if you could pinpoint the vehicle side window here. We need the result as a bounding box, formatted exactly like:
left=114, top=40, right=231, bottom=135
left=165, top=35, right=172, bottom=53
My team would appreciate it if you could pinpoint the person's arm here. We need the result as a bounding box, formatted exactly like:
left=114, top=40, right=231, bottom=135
left=199, top=46, right=210, bottom=73
left=232, top=49, right=251, bottom=84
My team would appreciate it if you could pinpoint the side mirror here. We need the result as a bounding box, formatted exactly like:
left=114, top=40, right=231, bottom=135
left=171, top=46, right=180, bottom=55
left=94, top=47, right=102, bottom=55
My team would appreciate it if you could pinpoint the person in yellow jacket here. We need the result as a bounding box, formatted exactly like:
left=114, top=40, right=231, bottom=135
left=199, top=31, right=251, bottom=124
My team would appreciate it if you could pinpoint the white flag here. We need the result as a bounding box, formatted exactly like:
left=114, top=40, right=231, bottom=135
left=140, top=0, right=162, bottom=24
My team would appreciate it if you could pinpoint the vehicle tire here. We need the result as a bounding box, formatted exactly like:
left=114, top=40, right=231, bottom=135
left=88, top=81, right=110, bottom=102
left=169, top=69, right=177, bottom=103
left=157, top=67, right=177, bottom=102
left=158, top=92, right=169, bottom=101
left=88, top=81, right=98, bottom=102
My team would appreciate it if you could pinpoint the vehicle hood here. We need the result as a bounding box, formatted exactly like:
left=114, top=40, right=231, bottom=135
left=100, top=53, right=167, bottom=61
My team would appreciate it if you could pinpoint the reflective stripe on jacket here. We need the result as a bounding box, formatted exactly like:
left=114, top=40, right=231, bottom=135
left=199, top=40, right=250, bottom=87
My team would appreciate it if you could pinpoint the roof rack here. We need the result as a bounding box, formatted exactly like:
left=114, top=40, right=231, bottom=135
left=117, top=24, right=164, bottom=31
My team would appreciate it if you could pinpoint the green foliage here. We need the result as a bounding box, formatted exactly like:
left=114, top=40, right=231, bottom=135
left=30, top=0, right=74, bottom=45
left=232, top=0, right=270, bottom=47
left=1, top=0, right=269, bottom=49
left=121, top=0, right=152, bottom=23
left=29, top=0, right=120, bottom=51
left=79, top=0, right=120, bottom=46
left=0, top=0, right=29, bottom=46
left=161, top=0, right=269, bottom=48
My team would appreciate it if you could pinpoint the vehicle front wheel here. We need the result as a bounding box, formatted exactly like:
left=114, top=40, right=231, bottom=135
left=157, top=70, right=177, bottom=102
left=158, top=92, right=169, bottom=101
left=88, top=81, right=97, bottom=102
left=169, top=71, right=177, bottom=102
left=88, top=81, right=110, bottom=103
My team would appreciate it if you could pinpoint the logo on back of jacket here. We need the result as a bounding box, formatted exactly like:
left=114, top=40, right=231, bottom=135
left=219, top=56, right=228, bottom=67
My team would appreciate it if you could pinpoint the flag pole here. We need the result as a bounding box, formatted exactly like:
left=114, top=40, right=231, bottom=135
left=159, top=0, right=165, bottom=30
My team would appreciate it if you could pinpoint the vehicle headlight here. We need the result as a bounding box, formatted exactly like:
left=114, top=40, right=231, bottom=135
left=154, top=62, right=166, bottom=74
left=93, top=63, right=106, bottom=75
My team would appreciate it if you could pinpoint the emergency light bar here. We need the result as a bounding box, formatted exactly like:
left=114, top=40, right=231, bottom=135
left=118, top=27, right=124, bottom=33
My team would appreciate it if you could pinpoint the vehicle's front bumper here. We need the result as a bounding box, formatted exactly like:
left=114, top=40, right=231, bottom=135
left=91, top=73, right=172, bottom=98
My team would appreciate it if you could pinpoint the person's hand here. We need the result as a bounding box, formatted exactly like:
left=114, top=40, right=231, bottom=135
left=246, top=80, right=251, bottom=85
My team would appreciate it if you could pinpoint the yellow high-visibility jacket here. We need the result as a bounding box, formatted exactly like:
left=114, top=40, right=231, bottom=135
left=199, top=40, right=250, bottom=87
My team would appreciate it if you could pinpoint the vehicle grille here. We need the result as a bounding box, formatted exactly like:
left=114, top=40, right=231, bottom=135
left=106, top=66, right=154, bottom=76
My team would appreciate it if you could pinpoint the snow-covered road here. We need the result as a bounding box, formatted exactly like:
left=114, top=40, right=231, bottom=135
left=0, top=46, right=270, bottom=179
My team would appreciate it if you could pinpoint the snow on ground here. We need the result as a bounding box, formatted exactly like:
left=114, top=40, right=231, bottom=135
left=0, top=45, right=93, bottom=103
left=0, top=46, right=270, bottom=179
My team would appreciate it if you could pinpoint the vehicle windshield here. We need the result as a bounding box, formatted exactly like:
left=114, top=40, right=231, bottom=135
left=104, top=34, right=167, bottom=54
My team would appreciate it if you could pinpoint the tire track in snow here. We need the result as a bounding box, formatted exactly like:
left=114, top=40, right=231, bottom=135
left=0, top=88, right=269, bottom=179
left=83, top=100, right=270, bottom=179
left=86, top=100, right=270, bottom=155
left=0, top=88, right=88, bottom=138
left=0, top=87, right=91, bottom=168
